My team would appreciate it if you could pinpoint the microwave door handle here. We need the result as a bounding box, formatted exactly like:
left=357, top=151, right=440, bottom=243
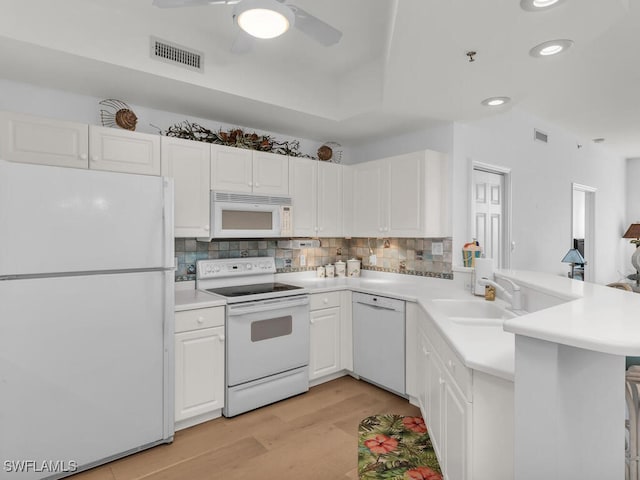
left=227, top=296, right=309, bottom=316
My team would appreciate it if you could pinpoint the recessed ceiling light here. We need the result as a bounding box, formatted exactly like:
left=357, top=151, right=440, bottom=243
left=233, top=0, right=294, bottom=40
left=481, top=96, right=511, bottom=107
left=520, top=0, right=566, bottom=12
left=529, top=39, right=573, bottom=57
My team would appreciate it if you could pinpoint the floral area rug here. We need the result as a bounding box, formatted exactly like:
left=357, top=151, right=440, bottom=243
left=358, top=414, right=442, bottom=480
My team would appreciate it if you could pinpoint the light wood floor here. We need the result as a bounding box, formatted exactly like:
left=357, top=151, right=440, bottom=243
left=71, top=376, right=420, bottom=480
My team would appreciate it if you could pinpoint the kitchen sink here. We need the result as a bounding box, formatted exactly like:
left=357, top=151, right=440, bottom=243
left=431, top=299, right=517, bottom=325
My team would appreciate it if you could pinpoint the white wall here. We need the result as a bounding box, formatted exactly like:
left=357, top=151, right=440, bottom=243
left=452, top=108, right=628, bottom=284
left=347, top=122, right=454, bottom=164
left=0, top=78, right=325, bottom=159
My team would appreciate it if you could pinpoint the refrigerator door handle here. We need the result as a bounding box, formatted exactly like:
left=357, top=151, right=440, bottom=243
left=163, top=178, right=175, bottom=269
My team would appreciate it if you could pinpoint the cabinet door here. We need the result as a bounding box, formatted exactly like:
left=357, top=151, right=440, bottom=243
left=426, top=350, right=444, bottom=462
left=210, top=144, right=253, bottom=193
left=309, top=307, right=341, bottom=380
left=388, top=152, right=425, bottom=236
left=443, top=375, right=470, bottom=480
left=290, top=157, right=317, bottom=237
left=175, top=326, right=225, bottom=422
left=0, top=111, right=89, bottom=168
left=352, top=160, right=388, bottom=236
left=161, top=137, right=211, bottom=238
left=89, top=125, right=160, bottom=175
left=253, top=151, right=289, bottom=195
left=317, top=162, right=343, bottom=237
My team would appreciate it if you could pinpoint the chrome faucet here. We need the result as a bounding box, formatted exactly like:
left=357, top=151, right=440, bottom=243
left=478, top=277, right=523, bottom=311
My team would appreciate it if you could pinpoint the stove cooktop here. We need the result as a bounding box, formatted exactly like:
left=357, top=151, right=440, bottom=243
left=205, top=282, right=303, bottom=298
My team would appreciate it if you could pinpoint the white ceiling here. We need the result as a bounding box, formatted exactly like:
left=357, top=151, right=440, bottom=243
left=0, top=0, right=639, bottom=157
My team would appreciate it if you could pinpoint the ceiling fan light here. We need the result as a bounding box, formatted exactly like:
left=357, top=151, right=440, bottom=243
left=234, top=0, right=294, bottom=39
left=520, top=0, right=565, bottom=11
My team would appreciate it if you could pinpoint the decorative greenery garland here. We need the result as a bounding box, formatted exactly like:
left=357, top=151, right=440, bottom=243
left=161, top=120, right=315, bottom=158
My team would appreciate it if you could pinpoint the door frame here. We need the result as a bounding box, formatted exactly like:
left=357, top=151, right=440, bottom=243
left=470, top=161, right=512, bottom=269
left=571, top=182, right=597, bottom=282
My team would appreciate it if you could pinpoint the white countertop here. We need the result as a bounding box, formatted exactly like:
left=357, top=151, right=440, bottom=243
left=174, top=281, right=226, bottom=311
left=276, top=270, right=517, bottom=381
left=174, top=268, right=640, bottom=383
left=501, top=270, right=640, bottom=356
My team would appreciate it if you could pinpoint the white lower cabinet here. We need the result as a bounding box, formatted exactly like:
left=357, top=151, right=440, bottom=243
left=414, top=305, right=513, bottom=480
left=309, top=291, right=353, bottom=382
left=174, top=306, right=225, bottom=430
left=309, top=292, right=341, bottom=381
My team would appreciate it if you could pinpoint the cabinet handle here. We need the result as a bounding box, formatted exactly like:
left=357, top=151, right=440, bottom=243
left=204, top=225, right=210, bottom=231
left=421, top=346, right=430, bottom=356
left=197, top=316, right=204, bottom=324
left=80, top=153, right=88, bottom=160
left=219, top=334, right=225, bottom=342
left=91, top=155, right=99, bottom=162
left=310, top=318, right=316, bottom=324
left=255, top=182, right=260, bottom=188
left=323, top=298, right=329, bottom=304
left=379, top=227, right=384, bottom=232
left=248, top=182, right=253, bottom=187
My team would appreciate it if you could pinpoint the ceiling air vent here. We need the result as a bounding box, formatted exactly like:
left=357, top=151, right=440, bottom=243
left=150, top=37, right=203, bottom=72
left=534, top=129, right=548, bottom=143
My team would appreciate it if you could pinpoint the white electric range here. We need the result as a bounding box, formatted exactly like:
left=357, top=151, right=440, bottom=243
left=196, top=257, right=309, bottom=417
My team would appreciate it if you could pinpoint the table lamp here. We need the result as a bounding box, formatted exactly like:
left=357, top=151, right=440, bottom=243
left=623, top=223, right=640, bottom=286
left=561, top=248, right=585, bottom=279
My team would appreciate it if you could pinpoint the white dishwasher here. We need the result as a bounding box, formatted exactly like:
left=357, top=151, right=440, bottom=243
left=352, top=292, right=406, bottom=395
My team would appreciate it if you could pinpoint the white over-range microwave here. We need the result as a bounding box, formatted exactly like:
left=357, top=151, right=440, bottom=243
left=207, top=191, right=293, bottom=239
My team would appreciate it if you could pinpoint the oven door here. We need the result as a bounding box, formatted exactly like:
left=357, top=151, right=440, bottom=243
left=226, top=295, right=310, bottom=387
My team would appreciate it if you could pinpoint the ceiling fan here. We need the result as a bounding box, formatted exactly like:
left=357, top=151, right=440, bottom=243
left=152, top=0, right=343, bottom=53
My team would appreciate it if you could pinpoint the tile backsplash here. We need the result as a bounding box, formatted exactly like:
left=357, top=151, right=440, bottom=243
left=175, top=237, right=453, bottom=282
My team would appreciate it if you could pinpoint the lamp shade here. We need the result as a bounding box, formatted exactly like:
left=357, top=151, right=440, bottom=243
left=623, top=223, right=640, bottom=239
left=561, top=248, right=585, bottom=264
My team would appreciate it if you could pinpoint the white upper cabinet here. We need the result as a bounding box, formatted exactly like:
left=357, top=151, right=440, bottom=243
left=0, top=112, right=161, bottom=175
left=252, top=151, right=289, bottom=195
left=290, top=159, right=343, bottom=237
left=352, top=158, right=389, bottom=237
left=210, top=144, right=253, bottom=193
left=317, top=162, right=343, bottom=237
left=290, top=157, right=318, bottom=237
left=161, top=136, right=211, bottom=238
left=211, top=145, right=289, bottom=195
left=89, top=125, right=161, bottom=176
left=351, top=150, right=450, bottom=238
left=0, top=111, right=89, bottom=169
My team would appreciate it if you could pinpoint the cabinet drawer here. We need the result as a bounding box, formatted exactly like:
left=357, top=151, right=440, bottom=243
left=310, top=291, right=341, bottom=310
left=175, top=307, right=225, bottom=333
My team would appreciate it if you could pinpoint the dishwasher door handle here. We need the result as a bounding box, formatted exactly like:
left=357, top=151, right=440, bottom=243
left=356, top=302, right=399, bottom=312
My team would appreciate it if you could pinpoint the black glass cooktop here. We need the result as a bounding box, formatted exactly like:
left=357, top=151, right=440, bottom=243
left=206, top=282, right=303, bottom=298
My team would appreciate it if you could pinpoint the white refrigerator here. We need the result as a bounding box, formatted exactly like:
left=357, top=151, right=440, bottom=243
left=0, top=160, right=175, bottom=479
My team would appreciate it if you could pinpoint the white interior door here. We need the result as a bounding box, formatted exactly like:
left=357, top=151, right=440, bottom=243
left=472, top=168, right=506, bottom=267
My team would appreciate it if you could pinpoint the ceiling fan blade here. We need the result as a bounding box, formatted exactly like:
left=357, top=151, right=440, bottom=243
left=288, top=5, right=342, bottom=46
left=152, top=0, right=239, bottom=8
left=230, top=31, right=256, bottom=54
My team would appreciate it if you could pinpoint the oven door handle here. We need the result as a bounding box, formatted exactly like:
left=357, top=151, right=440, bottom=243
left=227, top=296, right=309, bottom=316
